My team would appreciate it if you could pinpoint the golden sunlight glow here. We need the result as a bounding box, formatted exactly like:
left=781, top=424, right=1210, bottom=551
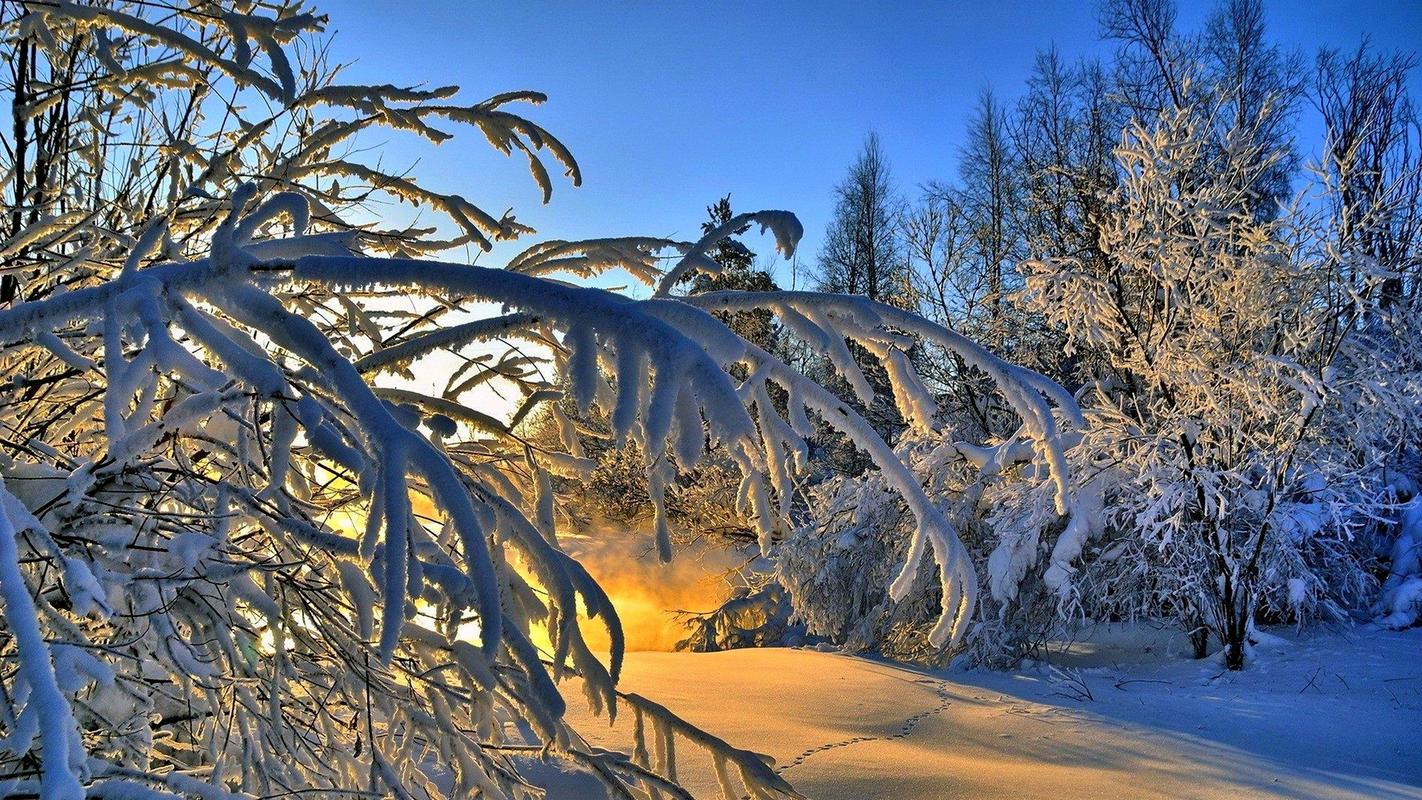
left=550, top=526, right=741, bottom=653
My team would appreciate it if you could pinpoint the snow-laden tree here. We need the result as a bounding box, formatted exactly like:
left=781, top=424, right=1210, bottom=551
left=0, top=2, right=1079, bottom=797
left=532, top=196, right=782, bottom=546
left=1017, top=98, right=1420, bottom=669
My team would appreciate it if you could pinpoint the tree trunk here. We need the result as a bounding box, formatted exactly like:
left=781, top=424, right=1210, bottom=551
left=1217, top=581, right=1252, bottom=671
left=1223, top=637, right=1245, bottom=671
left=3, top=35, right=30, bottom=304
left=1188, top=618, right=1211, bottom=660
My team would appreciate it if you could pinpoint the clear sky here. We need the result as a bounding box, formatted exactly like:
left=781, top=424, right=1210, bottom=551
left=328, top=1, right=1422, bottom=286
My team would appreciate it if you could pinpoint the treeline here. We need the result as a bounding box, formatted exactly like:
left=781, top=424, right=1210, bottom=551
left=812, top=0, right=1415, bottom=435
left=673, top=0, right=1422, bottom=668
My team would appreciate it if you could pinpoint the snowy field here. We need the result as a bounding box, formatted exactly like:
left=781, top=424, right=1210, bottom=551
left=544, top=625, right=1422, bottom=799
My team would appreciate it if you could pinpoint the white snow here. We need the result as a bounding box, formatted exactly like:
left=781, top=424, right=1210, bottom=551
left=553, top=624, right=1421, bottom=799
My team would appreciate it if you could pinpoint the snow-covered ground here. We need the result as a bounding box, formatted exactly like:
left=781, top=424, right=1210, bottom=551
left=546, top=624, right=1422, bottom=799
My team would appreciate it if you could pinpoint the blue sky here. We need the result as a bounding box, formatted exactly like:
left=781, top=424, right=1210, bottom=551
left=329, top=1, right=1422, bottom=286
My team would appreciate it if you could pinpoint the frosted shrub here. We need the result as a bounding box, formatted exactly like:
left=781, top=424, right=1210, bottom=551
left=780, top=428, right=1088, bottom=666
left=676, top=583, right=797, bottom=653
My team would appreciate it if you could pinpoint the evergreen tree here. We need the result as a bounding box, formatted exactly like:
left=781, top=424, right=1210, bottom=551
left=684, top=195, right=780, bottom=353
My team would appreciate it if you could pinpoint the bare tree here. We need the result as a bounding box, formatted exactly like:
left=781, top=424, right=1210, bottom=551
left=958, top=90, right=1024, bottom=340
left=1014, top=50, right=1118, bottom=276
left=1099, top=0, right=1194, bottom=115
left=816, top=132, right=911, bottom=308
left=1316, top=41, right=1421, bottom=307
left=902, top=186, right=972, bottom=327
left=1202, top=0, right=1306, bottom=215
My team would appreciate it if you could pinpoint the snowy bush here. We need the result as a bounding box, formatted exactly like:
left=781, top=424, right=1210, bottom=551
left=0, top=2, right=1080, bottom=797
left=779, top=424, right=1091, bottom=667
left=1378, top=497, right=1422, bottom=629
left=779, top=464, right=933, bottom=658
left=675, top=582, right=798, bottom=653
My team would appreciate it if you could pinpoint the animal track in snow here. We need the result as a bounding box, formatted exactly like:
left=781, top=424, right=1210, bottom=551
left=775, top=678, right=953, bottom=775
